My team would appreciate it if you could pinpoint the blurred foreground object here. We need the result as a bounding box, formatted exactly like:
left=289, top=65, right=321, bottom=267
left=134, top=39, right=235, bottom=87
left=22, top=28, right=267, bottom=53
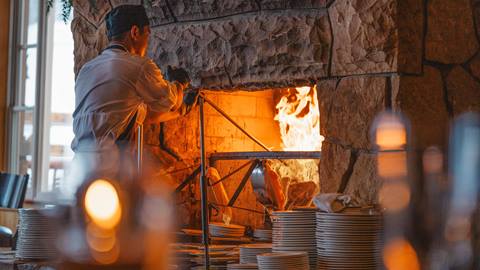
left=442, top=113, right=480, bottom=269
left=59, top=171, right=174, bottom=270
left=372, top=111, right=420, bottom=270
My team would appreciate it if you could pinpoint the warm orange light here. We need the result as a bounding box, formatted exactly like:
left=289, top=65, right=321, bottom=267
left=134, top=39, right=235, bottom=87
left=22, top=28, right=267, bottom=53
left=84, top=179, right=122, bottom=230
left=375, top=116, right=406, bottom=150
left=86, top=224, right=117, bottom=253
left=383, top=238, right=420, bottom=270
left=378, top=152, right=407, bottom=178
left=379, top=181, right=411, bottom=212
left=275, top=86, right=323, bottom=151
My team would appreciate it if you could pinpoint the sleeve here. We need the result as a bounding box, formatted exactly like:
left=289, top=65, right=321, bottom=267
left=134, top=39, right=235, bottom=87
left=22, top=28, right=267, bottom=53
left=136, top=59, right=185, bottom=118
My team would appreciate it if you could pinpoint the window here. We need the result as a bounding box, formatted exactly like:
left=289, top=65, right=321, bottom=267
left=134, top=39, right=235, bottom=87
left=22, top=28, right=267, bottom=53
left=7, top=0, right=75, bottom=201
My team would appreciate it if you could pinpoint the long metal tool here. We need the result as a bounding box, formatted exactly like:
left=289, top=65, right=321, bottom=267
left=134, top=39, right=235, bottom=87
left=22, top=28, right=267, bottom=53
left=227, top=160, right=259, bottom=207
left=200, top=94, right=271, bottom=152
left=137, top=124, right=143, bottom=174
left=198, top=97, right=210, bottom=269
left=174, top=165, right=201, bottom=193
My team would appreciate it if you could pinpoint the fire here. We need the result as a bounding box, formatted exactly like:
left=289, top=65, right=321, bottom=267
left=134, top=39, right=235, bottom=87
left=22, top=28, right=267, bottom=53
left=275, top=86, right=323, bottom=151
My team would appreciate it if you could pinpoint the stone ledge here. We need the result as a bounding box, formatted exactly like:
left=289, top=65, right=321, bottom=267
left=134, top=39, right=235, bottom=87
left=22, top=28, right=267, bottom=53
left=150, top=9, right=331, bottom=90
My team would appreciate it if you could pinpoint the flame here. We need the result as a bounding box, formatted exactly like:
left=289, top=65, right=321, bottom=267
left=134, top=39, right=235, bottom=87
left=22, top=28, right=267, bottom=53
left=275, top=86, right=323, bottom=151
left=84, top=179, right=122, bottom=230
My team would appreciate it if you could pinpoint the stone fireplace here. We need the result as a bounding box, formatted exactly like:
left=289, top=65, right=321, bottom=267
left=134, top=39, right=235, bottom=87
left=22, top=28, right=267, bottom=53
left=71, top=0, right=480, bottom=228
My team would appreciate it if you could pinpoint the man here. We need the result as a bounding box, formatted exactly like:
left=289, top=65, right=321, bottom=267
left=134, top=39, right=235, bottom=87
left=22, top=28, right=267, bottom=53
left=68, top=5, right=194, bottom=191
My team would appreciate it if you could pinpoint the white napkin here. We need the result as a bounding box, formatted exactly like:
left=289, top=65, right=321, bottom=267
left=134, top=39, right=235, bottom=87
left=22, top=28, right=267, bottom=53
left=313, top=193, right=353, bottom=213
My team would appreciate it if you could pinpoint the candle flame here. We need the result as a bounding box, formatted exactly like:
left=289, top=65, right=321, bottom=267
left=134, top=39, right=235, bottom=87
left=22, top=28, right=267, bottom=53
left=84, top=179, right=122, bottom=230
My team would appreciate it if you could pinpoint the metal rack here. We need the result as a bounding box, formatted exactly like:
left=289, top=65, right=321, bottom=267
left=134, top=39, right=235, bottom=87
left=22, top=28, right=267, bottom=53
left=175, top=93, right=321, bottom=269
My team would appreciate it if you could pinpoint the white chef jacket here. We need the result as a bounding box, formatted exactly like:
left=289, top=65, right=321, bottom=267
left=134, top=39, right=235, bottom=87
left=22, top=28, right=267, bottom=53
left=68, top=47, right=184, bottom=188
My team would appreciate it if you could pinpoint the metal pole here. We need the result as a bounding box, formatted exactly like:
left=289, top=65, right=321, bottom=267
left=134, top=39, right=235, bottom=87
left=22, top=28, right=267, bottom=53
left=201, top=94, right=271, bottom=152
left=199, top=97, right=210, bottom=269
left=137, top=124, right=143, bottom=175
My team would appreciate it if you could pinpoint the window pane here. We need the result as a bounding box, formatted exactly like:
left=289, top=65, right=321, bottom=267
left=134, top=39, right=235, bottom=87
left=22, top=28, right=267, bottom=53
left=25, top=48, right=37, bottom=107
left=27, top=0, right=39, bottom=45
left=18, top=111, right=34, bottom=179
left=42, top=3, right=75, bottom=193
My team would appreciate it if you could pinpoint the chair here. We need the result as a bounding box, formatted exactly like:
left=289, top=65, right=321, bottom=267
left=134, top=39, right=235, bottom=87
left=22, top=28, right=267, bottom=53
left=0, top=173, right=29, bottom=247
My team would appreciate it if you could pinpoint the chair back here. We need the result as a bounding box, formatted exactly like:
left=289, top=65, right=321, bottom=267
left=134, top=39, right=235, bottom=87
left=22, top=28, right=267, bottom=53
left=0, top=173, right=29, bottom=208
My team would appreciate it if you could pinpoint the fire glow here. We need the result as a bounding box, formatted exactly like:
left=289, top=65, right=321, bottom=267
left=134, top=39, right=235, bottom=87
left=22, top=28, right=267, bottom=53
left=275, top=86, right=323, bottom=151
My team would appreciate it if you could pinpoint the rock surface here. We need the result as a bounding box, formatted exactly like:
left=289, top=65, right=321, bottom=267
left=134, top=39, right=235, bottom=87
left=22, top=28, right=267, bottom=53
left=343, top=152, right=379, bottom=205
left=149, top=9, right=331, bottom=89
left=318, top=76, right=387, bottom=149
left=73, top=0, right=111, bottom=27
left=167, top=0, right=258, bottom=21
left=318, top=142, right=351, bottom=193
left=329, top=0, right=398, bottom=75
left=397, top=0, right=424, bottom=74
left=426, top=0, right=479, bottom=64
left=71, top=14, right=108, bottom=76
left=259, top=0, right=328, bottom=9
left=446, top=66, right=480, bottom=115
left=393, top=65, right=449, bottom=149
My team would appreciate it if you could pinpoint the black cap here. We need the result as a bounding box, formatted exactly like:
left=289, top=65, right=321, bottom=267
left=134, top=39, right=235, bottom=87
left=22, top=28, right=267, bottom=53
left=106, top=5, right=150, bottom=39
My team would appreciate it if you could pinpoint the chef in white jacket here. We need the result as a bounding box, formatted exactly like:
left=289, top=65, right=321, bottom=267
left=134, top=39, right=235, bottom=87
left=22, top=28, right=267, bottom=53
left=68, top=5, right=195, bottom=193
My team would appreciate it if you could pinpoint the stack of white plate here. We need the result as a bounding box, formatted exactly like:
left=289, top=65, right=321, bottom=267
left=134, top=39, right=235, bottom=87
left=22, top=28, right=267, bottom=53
left=271, top=210, right=317, bottom=269
left=210, top=222, right=245, bottom=238
left=253, top=229, right=272, bottom=242
left=316, top=208, right=383, bottom=269
left=227, top=263, right=258, bottom=269
left=16, top=208, right=57, bottom=259
left=257, top=252, right=310, bottom=270
left=190, top=244, right=239, bottom=270
left=240, top=244, right=272, bottom=263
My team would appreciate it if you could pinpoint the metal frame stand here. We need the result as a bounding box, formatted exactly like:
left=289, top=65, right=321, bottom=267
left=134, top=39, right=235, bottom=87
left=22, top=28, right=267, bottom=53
left=198, top=97, right=210, bottom=269
left=174, top=93, right=322, bottom=269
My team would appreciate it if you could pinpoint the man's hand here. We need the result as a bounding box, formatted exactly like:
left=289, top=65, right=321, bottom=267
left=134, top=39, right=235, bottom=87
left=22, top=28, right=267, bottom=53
left=183, top=89, right=199, bottom=106
left=165, top=65, right=190, bottom=84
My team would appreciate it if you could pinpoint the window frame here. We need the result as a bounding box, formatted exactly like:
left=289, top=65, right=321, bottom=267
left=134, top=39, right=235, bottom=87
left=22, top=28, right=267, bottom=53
left=7, top=0, right=55, bottom=201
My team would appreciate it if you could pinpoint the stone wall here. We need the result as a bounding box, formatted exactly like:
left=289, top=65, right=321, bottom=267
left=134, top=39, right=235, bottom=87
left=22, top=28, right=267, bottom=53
left=71, top=0, right=480, bottom=228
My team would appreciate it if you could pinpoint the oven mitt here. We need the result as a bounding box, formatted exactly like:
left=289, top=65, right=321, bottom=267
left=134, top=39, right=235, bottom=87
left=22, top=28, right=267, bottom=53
left=165, top=65, right=190, bottom=84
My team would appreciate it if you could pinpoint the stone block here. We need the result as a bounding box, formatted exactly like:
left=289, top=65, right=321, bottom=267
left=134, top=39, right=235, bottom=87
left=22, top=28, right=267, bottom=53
left=316, top=79, right=337, bottom=138
left=469, top=53, right=480, bottom=80
left=162, top=108, right=200, bottom=160
left=329, top=0, right=398, bottom=76
left=167, top=0, right=258, bottom=21
left=71, top=15, right=108, bottom=76
left=149, top=9, right=331, bottom=90
left=446, top=66, right=480, bottom=115
left=397, top=0, right=424, bottom=74
left=259, top=0, right=328, bottom=9
left=426, top=0, right=479, bottom=64
left=73, top=0, right=111, bottom=27
left=318, top=76, right=387, bottom=149
left=145, top=0, right=175, bottom=26
left=318, top=142, right=351, bottom=193
left=343, top=152, right=380, bottom=205
left=393, top=65, right=449, bottom=149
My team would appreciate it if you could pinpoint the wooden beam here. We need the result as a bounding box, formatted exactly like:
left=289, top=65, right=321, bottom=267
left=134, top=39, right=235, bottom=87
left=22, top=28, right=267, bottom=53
left=0, top=0, right=11, bottom=171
